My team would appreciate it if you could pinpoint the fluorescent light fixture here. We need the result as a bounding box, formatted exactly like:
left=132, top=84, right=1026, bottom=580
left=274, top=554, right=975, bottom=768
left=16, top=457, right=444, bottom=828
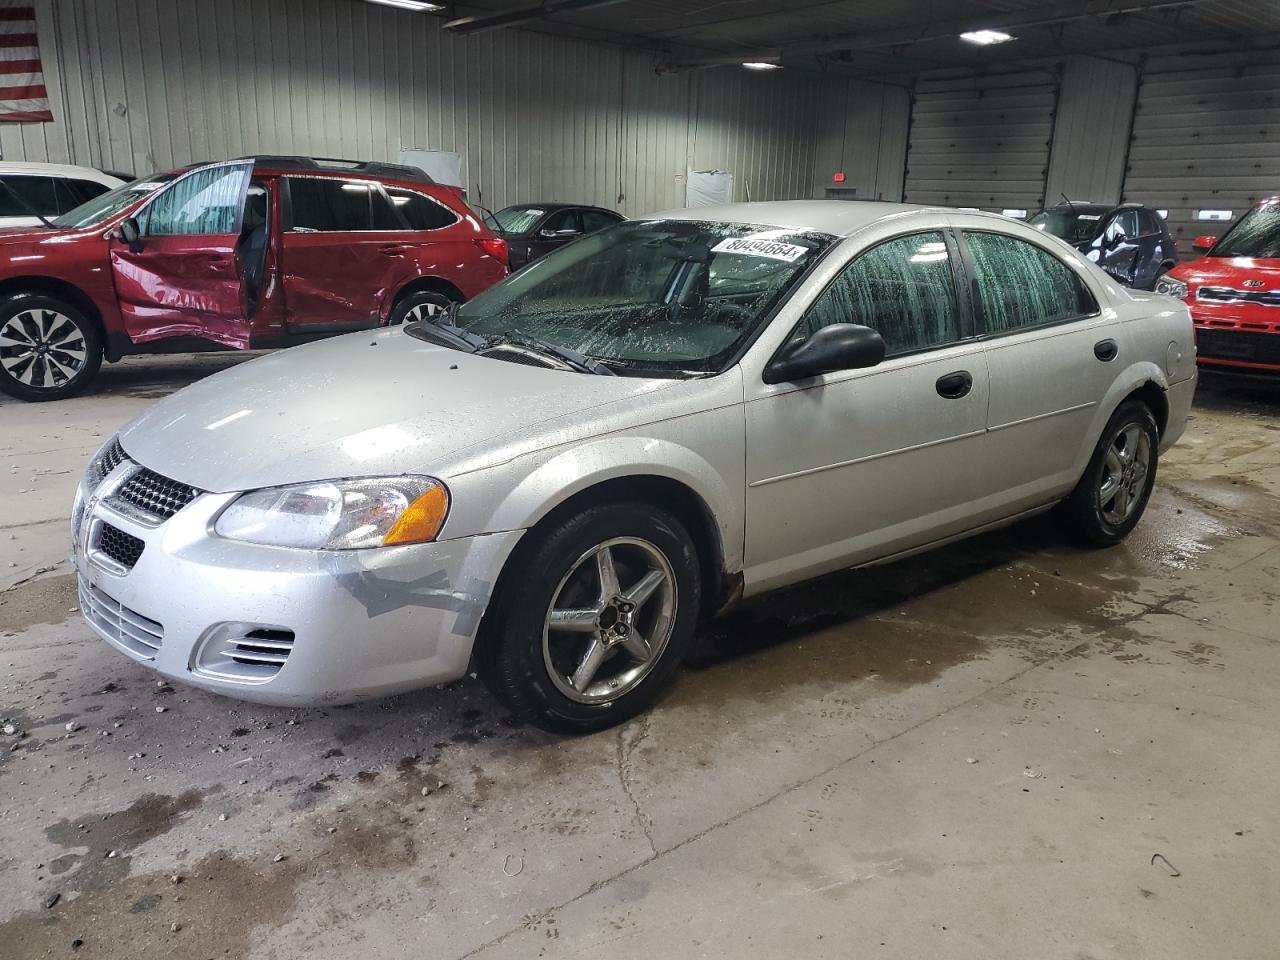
left=1196, top=209, right=1233, bottom=221
left=364, top=0, right=444, bottom=12
left=742, top=61, right=782, bottom=71
left=1157, top=209, right=1169, bottom=219
left=960, top=29, right=1014, bottom=45
left=1002, top=208, right=1028, bottom=219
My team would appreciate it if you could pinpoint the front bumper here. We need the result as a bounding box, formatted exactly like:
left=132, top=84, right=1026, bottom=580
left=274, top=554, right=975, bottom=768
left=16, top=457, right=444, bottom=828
left=72, top=460, right=522, bottom=706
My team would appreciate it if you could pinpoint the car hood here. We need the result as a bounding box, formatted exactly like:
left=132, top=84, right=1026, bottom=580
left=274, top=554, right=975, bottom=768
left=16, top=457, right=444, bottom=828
left=119, top=327, right=682, bottom=493
left=0, top=225, right=63, bottom=244
left=1170, top=255, right=1280, bottom=287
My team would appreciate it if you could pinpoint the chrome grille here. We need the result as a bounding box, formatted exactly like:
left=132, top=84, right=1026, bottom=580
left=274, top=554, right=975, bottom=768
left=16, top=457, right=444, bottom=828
left=98, top=523, right=145, bottom=569
left=114, top=468, right=203, bottom=521
left=1197, top=286, right=1280, bottom=308
left=79, top=577, right=164, bottom=659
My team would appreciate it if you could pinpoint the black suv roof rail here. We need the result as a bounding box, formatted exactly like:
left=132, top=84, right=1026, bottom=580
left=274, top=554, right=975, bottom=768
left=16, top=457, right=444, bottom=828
left=235, top=155, right=435, bottom=184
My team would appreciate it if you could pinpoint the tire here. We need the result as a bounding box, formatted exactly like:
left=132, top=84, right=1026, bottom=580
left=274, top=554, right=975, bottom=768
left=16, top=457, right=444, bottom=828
left=478, top=502, right=701, bottom=734
left=0, top=294, right=102, bottom=402
left=388, top=289, right=456, bottom=326
left=1060, top=399, right=1159, bottom=547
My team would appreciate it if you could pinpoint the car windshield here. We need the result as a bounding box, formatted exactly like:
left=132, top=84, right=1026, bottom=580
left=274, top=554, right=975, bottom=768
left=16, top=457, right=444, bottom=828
left=51, top=174, right=175, bottom=229
left=434, top=219, right=831, bottom=376
left=1208, top=200, right=1280, bottom=258
left=1029, top=208, right=1105, bottom=244
left=493, top=205, right=548, bottom=234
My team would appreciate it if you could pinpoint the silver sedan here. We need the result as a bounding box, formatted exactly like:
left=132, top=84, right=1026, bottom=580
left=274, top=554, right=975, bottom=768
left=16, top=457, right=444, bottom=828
left=72, top=201, right=1196, bottom=732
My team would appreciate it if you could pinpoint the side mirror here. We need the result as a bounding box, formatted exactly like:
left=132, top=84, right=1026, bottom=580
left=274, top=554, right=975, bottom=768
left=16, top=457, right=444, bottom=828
left=1193, top=234, right=1217, bottom=252
left=763, top=323, right=886, bottom=384
left=117, top=217, right=141, bottom=248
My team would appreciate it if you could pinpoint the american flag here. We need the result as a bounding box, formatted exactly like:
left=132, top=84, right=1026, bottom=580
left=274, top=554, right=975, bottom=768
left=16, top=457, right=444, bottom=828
left=0, top=5, right=51, bottom=123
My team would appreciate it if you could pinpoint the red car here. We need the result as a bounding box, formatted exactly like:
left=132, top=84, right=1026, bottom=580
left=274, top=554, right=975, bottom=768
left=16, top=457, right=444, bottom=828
left=0, top=156, right=508, bottom=401
left=1158, top=197, right=1280, bottom=378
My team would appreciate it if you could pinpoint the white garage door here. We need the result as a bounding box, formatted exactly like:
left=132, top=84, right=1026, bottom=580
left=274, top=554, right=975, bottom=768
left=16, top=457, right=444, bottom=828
left=1124, top=54, right=1280, bottom=257
left=903, top=72, right=1058, bottom=215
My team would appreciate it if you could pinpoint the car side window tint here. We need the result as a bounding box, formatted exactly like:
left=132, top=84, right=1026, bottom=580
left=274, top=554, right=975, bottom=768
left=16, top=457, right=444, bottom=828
left=287, top=177, right=373, bottom=232
left=964, top=231, right=1097, bottom=334
left=139, top=163, right=252, bottom=237
left=384, top=187, right=457, bottom=230
left=1140, top=210, right=1161, bottom=235
left=581, top=210, right=620, bottom=233
left=800, top=231, right=962, bottom=357
left=0, top=175, right=58, bottom=217
left=1105, top=210, right=1139, bottom=242
left=543, top=209, right=581, bottom=234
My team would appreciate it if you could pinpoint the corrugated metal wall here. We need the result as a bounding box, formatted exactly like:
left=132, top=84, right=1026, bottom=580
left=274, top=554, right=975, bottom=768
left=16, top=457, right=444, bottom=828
left=1124, top=51, right=1280, bottom=255
left=810, top=78, right=910, bottom=201
left=904, top=71, right=1059, bottom=213
left=1044, top=57, right=1138, bottom=206
left=1, top=0, right=831, bottom=216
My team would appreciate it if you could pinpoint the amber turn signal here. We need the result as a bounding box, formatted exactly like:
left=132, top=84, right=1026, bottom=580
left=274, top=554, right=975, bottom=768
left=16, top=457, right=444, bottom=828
left=382, top=483, right=451, bottom=545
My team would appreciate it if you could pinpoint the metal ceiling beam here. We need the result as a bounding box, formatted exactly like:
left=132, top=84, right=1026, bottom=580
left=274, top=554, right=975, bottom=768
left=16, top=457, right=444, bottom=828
left=664, top=0, right=1208, bottom=68
left=443, top=0, right=635, bottom=35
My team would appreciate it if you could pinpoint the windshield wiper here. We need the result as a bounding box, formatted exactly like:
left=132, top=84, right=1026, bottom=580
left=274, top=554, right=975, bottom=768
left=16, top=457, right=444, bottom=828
left=485, top=331, right=615, bottom=376
left=406, top=301, right=488, bottom=352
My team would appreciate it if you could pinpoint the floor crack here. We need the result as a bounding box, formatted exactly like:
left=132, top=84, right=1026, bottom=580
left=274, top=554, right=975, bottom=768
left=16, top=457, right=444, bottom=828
left=616, top=714, right=656, bottom=856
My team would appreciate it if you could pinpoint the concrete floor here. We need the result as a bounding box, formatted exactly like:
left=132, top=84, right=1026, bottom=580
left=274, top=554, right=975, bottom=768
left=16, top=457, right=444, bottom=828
left=1, top=356, right=1277, bottom=960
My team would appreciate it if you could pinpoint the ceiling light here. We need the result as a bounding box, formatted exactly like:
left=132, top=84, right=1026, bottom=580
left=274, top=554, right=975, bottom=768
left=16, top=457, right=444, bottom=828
left=742, top=61, right=782, bottom=71
left=960, top=29, right=1014, bottom=45
left=364, top=0, right=444, bottom=12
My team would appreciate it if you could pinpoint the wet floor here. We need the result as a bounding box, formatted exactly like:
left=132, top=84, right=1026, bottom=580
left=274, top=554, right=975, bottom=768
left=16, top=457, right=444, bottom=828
left=1, top=365, right=1278, bottom=959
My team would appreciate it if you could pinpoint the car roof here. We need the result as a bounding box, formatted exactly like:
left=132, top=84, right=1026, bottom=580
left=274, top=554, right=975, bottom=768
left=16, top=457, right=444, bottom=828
left=1043, top=202, right=1114, bottom=215
left=499, top=202, right=616, bottom=213
left=0, top=161, right=124, bottom=184
left=650, top=200, right=950, bottom=238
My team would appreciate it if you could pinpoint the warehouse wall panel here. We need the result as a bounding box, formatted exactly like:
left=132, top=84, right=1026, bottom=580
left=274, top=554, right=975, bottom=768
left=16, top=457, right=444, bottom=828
left=904, top=71, right=1059, bottom=214
left=1124, top=51, right=1280, bottom=255
left=3, top=0, right=871, bottom=218
left=811, top=79, right=910, bottom=202
left=1044, top=56, right=1138, bottom=206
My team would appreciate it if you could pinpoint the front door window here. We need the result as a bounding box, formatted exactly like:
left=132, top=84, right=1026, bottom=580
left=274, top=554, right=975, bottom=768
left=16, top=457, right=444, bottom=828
left=138, top=162, right=252, bottom=236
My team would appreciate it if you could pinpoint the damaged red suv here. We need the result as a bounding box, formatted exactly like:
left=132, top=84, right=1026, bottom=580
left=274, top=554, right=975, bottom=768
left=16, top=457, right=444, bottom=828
left=0, top=156, right=508, bottom=401
left=1158, top=197, right=1280, bottom=378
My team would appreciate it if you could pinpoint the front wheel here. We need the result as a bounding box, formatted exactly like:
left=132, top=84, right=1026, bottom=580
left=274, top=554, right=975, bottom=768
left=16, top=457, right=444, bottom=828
left=478, top=502, right=701, bottom=734
left=1060, top=399, right=1159, bottom=546
left=0, top=294, right=102, bottom=401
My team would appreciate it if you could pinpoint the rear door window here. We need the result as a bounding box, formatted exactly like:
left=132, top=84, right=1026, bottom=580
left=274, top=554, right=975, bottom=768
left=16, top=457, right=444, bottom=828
left=287, top=177, right=374, bottom=232
left=800, top=231, right=963, bottom=357
left=0, top=174, right=57, bottom=217
left=581, top=210, right=621, bottom=233
left=384, top=187, right=458, bottom=230
left=543, top=209, right=582, bottom=235
left=962, top=231, right=1097, bottom=334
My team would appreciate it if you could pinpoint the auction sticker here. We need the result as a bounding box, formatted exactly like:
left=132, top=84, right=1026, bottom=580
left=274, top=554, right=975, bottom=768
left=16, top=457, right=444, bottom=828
left=711, top=237, right=807, bottom=262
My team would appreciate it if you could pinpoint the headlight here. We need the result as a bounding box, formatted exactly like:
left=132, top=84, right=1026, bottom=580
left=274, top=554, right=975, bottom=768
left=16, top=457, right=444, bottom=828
left=1154, top=275, right=1189, bottom=300
left=215, top=477, right=450, bottom=550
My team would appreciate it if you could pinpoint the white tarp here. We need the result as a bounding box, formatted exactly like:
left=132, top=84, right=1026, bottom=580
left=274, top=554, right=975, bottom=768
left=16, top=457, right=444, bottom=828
left=686, top=169, right=734, bottom=208
left=398, top=149, right=464, bottom=188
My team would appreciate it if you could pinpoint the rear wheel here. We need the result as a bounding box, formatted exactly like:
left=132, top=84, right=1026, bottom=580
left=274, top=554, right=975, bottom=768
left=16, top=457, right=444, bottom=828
left=478, top=502, right=701, bottom=734
left=0, top=294, right=102, bottom=401
left=388, top=290, right=456, bottom=326
left=1060, top=399, right=1159, bottom=546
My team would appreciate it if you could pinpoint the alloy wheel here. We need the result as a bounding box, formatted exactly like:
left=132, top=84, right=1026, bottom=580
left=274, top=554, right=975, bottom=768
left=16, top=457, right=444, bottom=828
left=542, top=537, right=677, bottom=704
left=1098, top=423, right=1152, bottom=525
left=0, top=309, right=88, bottom=389
left=403, top=301, right=445, bottom=323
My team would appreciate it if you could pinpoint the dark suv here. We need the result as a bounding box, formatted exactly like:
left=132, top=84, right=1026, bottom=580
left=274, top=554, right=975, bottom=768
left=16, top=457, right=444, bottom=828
left=1030, top=201, right=1176, bottom=290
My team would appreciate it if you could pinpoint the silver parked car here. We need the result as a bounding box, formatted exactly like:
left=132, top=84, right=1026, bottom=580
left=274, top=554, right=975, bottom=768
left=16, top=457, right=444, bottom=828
left=72, top=201, right=1196, bottom=732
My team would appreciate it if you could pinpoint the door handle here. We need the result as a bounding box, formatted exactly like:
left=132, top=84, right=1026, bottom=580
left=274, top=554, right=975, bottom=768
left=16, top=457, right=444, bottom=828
left=1094, top=339, right=1118, bottom=362
left=935, top=370, right=973, bottom=399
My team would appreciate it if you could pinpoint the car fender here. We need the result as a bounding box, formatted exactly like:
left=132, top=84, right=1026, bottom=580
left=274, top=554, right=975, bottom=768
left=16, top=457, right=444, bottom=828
left=1070, top=358, right=1170, bottom=477
left=444, top=416, right=746, bottom=577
